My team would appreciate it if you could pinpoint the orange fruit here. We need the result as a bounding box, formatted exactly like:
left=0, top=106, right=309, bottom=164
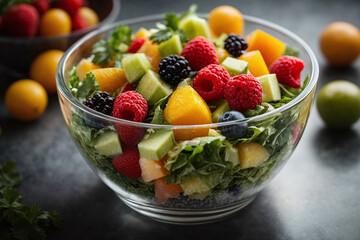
left=91, top=68, right=128, bottom=93
left=5, top=79, right=48, bottom=121
left=79, top=7, right=99, bottom=27
left=136, top=39, right=162, bottom=72
left=76, top=58, right=100, bottom=81
left=208, top=5, right=244, bottom=37
left=30, top=50, right=64, bottom=93
left=39, top=8, right=71, bottom=37
left=320, top=22, right=360, bottom=67
left=154, top=177, right=183, bottom=204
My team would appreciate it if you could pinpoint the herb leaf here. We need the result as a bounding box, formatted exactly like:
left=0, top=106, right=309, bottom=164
left=0, top=161, right=22, bottom=191
left=77, top=72, right=99, bottom=101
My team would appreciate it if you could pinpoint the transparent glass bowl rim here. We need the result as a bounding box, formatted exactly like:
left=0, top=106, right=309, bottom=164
left=0, top=0, right=120, bottom=43
left=56, top=13, right=319, bottom=130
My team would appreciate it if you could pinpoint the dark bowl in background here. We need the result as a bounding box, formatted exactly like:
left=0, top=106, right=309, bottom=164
left=0, top=0, right=120, bottom=73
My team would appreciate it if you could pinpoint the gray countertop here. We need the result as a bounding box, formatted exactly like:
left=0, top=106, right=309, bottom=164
left=1, top=0, right=360, bottom=239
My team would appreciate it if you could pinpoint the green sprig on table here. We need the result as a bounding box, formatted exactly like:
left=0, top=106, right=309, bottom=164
left=0, top=161, right=63, bottom=240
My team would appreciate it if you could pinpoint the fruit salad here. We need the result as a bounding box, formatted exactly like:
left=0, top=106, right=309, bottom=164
left=66, top=5, right=310, bottom=206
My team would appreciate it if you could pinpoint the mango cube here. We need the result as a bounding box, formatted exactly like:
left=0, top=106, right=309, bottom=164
left=238, top=50, right=269, bottom=77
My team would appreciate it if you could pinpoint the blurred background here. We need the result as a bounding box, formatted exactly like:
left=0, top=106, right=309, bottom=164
left=0, top=0, right=360, bottom=239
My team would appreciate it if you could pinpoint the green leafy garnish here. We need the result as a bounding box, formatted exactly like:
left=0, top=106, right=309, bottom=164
left=150, top=5, right=197, bottom=43
left=92, top=25, right=132, bottom=67
left=0, top=161, right=63, bottom=240
left=283, top=46, right=300, bottom=57
left=0, top=161, right=22, bottom=191
left=69, top=71, right=99, bottom=101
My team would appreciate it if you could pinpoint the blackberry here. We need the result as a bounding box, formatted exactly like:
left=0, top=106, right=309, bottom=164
left=83, top=92, right=115, bottom=115
left=158, top=55, right=191, bottom=86
left=224, top=34, right=248, bottom=57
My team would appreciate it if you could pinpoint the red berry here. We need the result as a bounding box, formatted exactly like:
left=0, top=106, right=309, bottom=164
left=113, top=150, right=141, bottom=179
left=121, top=82, right=134, bottom=92
left=2, top=4, right=39, bottom=37
left=269, top=56, right=305, bottom=88
left=53, top=0, right=83, bottom=16
left=72, top=11, right=88, bottom=31
left=181, top=36, right=218, bottom=71
left=33, top=0, right=51, bottom=15
left=112, top=91, right=148, bottom=148
left=127, top=38, right=146, bottom=53
left=112, top=91, right=148, bottom=122
left=224, top=74, right=263, bottom=113
left=193, top=64, right=230, bottom=101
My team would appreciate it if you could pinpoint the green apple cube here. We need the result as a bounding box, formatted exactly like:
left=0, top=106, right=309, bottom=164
left=158, top=35, right=183, bottom=57
left=94, top=131, right=122, bottom=157
left=256, top=74, right=281, bottom=102
left=179, top=15, right=210, bottom=40
left=221, top=57, right=249, bottom=76
left=138, top=130, right=176, bottom=160
left=122, top=53, right=152, bottom=83
left=136, top=70, right=173, bottom=105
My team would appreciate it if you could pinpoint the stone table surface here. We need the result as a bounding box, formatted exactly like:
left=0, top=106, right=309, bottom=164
left=1, top=0, right=360, bottom=239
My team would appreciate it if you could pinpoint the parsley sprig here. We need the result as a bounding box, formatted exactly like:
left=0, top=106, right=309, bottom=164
left=150, top=4, right=197, bottom=44
left=92, top=25, right=132, bottom=67
left=0, top=161, right=63, bottom=240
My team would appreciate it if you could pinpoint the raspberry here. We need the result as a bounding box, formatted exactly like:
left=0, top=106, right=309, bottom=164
left=121, top=82, right=134, bottom=93
left=224, top=74, right=263, bottom=113
left=224, top=34, right=248, bottom=57
left=33, top=0, right=51, bottom=14
left=54, top=0, right=83, bottom=16
left=112, top=91, right=148, bottom=148
left=181, top=36, right=218, bottom=71
left=158, top=55, right=191, bottom=86
left=72, top=10, right=88, bottom=31
left=127, top=38, right=146, bottom=53
left=113, top=150, right=141, bottom=179
left=269, top=56, right=305, bottom=88
left=83, top=92, right=114, bottom=115
left=112, top=91, right=148, bottom=122
left=193, top=64, right=230, bottom=101
left=2, top=4, right=39, bottom=37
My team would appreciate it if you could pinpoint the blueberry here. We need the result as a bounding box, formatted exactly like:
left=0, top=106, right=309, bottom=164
left=218, top=111, right=248, bottom=139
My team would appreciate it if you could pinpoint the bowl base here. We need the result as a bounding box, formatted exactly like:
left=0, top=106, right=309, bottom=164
left=117, top=193, right=258, bottom=225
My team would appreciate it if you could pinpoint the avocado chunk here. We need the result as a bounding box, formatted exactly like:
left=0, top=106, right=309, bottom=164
left=179, top=15, right=210, bottom=40
left=256, top=74, right=281, bottom=102
left=94, top=131, right=122, bottom=157
left=158, top=35, right=183, bottom=57
left=122, top=53, right=152, bottom=83
left=138, top=130, right=176, bottom=160
left=221, top=57, right=249, bottom=76
left=136, top=70, right=173, bottom=105
left=212, top=99, right=231, bottom=123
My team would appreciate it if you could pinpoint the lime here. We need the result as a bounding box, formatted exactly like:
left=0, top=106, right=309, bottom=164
left=317, top=80, right=360, bottom=128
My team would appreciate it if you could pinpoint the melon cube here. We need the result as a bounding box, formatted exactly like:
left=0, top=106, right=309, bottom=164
left=139, top=158, right=168, bottom=183
left=154, top=177, right=183, bottom=204
left=246, top=29, right=286, bottom=66
left=238, top=142, right=270, bottom=169
left=238, top=50, right=270, bottom=77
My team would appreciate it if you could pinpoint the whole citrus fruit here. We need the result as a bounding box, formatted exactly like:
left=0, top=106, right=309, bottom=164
left=208, top=5, right=244, bottom=37
left=319, top=22, right=360, bottom=67
left=30, top=49, right=64, bottom=93
left=39, top=8, right=71, bottom=37
left=5, top=79, right=48, bottom=121
left=79, top=7, right=99, bottom=27
left=317, top=80, right=360, bottom=129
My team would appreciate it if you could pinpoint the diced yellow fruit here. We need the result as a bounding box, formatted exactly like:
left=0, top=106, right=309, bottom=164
left=139, top=157, right=168, bottom=183
left=238, top=50, right=270, bottom=77
left=216, top=47, right=231, bottom=64
left=135, top=27, right=150, bottom=39
left=180, top=176, right=211, bottom=196
left=238, top=142, right=270, bottom=169
left=91, top=68, right=128, bottom=93
left=136, top=39, right=162, bottom=73
left=163, top=86, right=213, bottom=141
left=76, top=59, right=100, bottom=81
left=246, top=29, right=286, bottom=66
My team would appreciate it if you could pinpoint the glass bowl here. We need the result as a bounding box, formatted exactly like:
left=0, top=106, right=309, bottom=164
left=0, top=0, right=120, bottom=73
left=56, top=14, right=319, bottom=224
